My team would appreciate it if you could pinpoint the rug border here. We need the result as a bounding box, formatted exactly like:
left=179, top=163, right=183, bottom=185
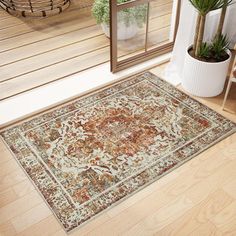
left=1, top=71, right=236, bottom=234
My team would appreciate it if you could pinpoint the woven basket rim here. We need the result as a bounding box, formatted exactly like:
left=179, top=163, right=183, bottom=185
left=0, top=0, right=71, bottom=17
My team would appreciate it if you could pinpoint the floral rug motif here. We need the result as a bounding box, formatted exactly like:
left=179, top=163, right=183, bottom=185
left=1, top=72, right=235, bottom=232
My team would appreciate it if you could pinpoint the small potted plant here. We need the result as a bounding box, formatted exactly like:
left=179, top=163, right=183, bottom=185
left=92, top=0, right=147, bottom=40
left=182, top=0, right=233, bottom=97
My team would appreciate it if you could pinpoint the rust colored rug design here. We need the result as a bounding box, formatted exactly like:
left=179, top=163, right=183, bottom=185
left=1, top=72, right=235, bottom=232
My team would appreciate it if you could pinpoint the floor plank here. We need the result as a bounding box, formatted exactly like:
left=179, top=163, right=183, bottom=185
left=223, top=178, right=236, bottom=199
left=0, top=169, right=27, bottom=192
left=0, top=188, right=18, bottom=208
left=0, top=191, right=42, bottom=224
left=188, top=222, right=222, bottom=236
left=209, top=200, right=236, bottom=232
left=16, top=215, right=61, bottom=236
left=155, top=190, right=233, bottom=235
left=0, top=221, right=16, bottom=236
left=122, top=196, right=194, bottom=236
left=11, top=202, right=52, bottom=233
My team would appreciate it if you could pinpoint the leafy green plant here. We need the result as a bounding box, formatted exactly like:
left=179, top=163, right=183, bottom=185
left=92, top=0, right=147, bottom=28
left=197, top=42, right=211, bottom=59
left=188, top=0, right=234, bottom=61
left=92, top=0, right=110, bottom=25
left=188, top=0, right=226, bottom=56
left=211, top=34, right=230, bottom=60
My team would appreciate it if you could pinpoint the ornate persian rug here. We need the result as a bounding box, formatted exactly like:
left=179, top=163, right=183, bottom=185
left=1, top=72, right=235, bottom=232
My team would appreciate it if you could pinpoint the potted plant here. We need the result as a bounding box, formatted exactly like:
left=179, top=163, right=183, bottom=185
left=92, top=0, right=147, bottom=40
left=182, top=0, right=233, bottom=97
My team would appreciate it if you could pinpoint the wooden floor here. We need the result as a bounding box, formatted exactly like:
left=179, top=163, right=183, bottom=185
left=0, top=0, right=173, bottom=100
left=0, top=63, right=236, bottom=236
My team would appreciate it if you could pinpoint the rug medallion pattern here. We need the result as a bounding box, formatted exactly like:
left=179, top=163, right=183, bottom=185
left=1, top=72, right=235, bottom=232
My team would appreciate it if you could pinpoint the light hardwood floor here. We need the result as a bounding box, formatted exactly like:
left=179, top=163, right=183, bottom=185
left=0, top=0, right=173, bottom=100
left=0, top=64, right=236, bottom=236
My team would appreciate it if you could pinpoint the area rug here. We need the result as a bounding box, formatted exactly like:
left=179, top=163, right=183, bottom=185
left=1, top=72, right=235, bottom=232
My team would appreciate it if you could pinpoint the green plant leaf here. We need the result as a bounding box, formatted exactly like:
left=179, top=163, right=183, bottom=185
left=211, top=34, right=230, bottom=60
left=188, top=0, right=227, bottom=15
left=92, top=0, right=147, bottom=27
left=197, top=42, right=211, bottom=59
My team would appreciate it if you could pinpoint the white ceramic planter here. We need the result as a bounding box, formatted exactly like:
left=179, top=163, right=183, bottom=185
left=182, top=48, right=231, bottom=97
left=101, top=22, right=138, bottom=40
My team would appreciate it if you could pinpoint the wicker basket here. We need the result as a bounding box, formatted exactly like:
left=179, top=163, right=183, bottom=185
left=0, top=0, right=71, bottom=17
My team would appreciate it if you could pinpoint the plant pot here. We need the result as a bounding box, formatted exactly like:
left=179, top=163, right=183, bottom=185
left=182, top=47, right=231, bottom=97
left=101, top=22, right=138, bottom=40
